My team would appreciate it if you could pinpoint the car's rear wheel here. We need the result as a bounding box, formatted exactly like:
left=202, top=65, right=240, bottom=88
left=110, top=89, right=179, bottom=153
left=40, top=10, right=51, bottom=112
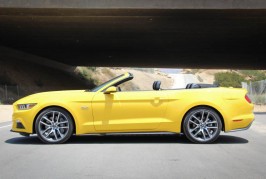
left=35, top=107, right=74, bottom=144
left=183, top=107, right=222, bottom=144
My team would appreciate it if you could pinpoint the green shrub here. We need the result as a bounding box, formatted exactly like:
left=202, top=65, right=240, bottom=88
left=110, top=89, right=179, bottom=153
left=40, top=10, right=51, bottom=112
left=75, top=67, right=100, bottom=85
left=86, top=67, right=96, bottom=71
left=75, top=67, right=90, bottom=80
left=240, top=70, right=266, bottom=81
left=214, top=72, right=245, bottom=88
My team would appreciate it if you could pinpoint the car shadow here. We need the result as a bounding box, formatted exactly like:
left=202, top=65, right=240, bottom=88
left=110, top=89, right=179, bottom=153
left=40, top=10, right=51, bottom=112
left=5, top=134, right=248, bottom=145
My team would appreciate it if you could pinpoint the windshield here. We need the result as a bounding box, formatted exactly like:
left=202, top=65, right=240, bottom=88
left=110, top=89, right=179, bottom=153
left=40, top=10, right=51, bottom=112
left=90, top=74, right=124, bottom=92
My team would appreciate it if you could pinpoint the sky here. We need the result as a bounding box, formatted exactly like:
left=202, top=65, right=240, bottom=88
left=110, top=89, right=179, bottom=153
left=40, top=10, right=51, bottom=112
left=158, top=68, right=182, bottom=74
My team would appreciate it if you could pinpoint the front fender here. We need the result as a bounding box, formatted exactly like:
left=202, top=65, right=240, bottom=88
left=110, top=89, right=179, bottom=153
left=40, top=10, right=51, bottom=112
left=32, top=101, right=80, bottom=134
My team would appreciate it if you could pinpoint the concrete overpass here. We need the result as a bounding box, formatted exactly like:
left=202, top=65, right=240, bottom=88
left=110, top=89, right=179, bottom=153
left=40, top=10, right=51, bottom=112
left=1, top=0, right=266, bottom=69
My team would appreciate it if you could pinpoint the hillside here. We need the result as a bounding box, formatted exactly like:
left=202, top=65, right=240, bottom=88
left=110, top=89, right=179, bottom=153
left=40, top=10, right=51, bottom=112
left=0, top=58, right=173, bottom=103
left=182, top=69, right=266, bottom=84
left=0, top=59, right=91, bottom=103
left=75, top=67, right=173, bottom=91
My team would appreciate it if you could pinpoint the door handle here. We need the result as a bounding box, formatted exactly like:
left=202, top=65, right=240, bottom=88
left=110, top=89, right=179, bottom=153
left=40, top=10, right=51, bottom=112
left=154, top=97, right=160, bottom=104
left=155, top=97, right=167, bottom=100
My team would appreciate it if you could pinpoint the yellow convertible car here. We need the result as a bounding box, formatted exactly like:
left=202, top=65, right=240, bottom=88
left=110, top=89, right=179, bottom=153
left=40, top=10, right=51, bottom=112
left=11, top=72, right=254, bottom=144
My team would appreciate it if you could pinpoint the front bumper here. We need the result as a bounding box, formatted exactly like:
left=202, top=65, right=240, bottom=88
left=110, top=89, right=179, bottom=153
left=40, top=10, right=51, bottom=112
left=12, top=109, right=35, bottom=134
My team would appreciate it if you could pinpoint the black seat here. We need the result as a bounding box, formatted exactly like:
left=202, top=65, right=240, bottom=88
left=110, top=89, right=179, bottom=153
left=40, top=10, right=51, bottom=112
left=186, top=83, right=217, bottom=89
left=186, top=83, right=200, bottom=89
left=186, top=83, right=192, bottom=89
left=153, top=81, right=161, bottom=90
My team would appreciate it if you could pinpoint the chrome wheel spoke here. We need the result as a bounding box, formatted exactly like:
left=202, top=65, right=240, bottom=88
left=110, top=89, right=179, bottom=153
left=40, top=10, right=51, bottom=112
left=45, top=130, right=53, bottom=138
left=193, top=129, right=201, bottom=137
left=205, top=112, right=210, bottom=123
left=52, top=112, right=55, bottom=122
left=38, top=110, right=70, bottom=142
left=56, top=112, right=61, bottom=123
left=58, top=121, right=68, bottom=124
left=189, top=120, right=199, bottom=126
left=42, top=127, right=51, bottom=135
left=56, top=129, right=63, bottom=138
left=202, top=130, right=206, bottom=140
left=43, top=116, right=52, bottom=124
left=190, top=126, right=200, bottom=133
left=188, top=109, right=219, bottom=142
left=206, top=121, right=217, bottom=124
left=53, top=130, right=58, bottom=140
left=204, top=128, right=212, bottom=138
left=207, top=126, right=218, bottom=129
left=40, top=121, right=50, bottom=127
left=192, top=115, right=201, bottom=123
left=58, top=126, right=69, bottom=129
left=200, top=110, right=205, bottom=121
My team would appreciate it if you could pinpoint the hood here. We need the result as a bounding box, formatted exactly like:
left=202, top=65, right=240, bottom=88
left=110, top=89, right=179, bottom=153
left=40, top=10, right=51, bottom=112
left=13, top=90, right=87, bottom=105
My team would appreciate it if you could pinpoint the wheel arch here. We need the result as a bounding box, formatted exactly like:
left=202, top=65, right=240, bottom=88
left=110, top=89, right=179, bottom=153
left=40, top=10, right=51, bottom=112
left=33, top=105, right=77, bottom=134
left=180, top=105, right=225, bottom=133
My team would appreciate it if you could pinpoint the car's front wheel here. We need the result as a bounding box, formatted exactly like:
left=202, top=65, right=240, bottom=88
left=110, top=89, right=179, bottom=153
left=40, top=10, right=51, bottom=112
left=183, top=107, right=222, bottom=144
left=35, top=107, right=74, bottom=144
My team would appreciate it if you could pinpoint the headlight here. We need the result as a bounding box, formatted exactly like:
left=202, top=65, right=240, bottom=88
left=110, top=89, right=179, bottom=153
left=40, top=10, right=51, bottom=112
left=17, top=103, right=37, bottom=110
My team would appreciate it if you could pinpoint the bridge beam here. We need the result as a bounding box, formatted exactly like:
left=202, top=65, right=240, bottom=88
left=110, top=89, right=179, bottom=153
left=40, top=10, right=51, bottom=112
left=0, top=1, right=266, bottom=69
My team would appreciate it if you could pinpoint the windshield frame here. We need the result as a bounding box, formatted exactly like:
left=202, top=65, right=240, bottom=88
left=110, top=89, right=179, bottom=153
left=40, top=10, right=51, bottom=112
left=90, top=73, right=133, bottom=92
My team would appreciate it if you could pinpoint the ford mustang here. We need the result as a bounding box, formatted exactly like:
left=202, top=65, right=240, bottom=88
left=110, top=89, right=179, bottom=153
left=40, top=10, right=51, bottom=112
left=11, top=72, right=254, bottom=144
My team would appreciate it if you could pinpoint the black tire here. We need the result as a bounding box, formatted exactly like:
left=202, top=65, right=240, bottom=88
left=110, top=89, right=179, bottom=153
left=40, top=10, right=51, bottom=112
left=35, top=107, right=74, bottom=144
left=183, top=107, right=222, bottom=144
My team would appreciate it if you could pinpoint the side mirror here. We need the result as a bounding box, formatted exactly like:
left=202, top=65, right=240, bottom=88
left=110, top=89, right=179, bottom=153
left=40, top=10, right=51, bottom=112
left=104, top=86, right=117, bottom=94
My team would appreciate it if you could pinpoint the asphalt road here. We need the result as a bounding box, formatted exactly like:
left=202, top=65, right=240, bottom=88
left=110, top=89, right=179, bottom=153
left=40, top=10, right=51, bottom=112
left=0, top=114, right=266, bottom=179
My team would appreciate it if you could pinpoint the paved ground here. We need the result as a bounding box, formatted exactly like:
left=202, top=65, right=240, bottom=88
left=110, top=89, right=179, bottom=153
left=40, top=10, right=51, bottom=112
left=0, top=105, right=12, bottom=123
left=0, top=114, right=266, bottom=179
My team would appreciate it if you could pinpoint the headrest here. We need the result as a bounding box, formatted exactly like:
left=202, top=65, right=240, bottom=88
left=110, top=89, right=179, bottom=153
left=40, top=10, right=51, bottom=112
left=153, top=81, right=161, bottom=90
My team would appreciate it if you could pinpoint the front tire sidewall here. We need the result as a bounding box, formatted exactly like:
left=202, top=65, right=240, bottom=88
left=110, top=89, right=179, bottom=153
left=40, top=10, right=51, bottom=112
left=183, top=107, right=222, bottom=144
left=35, top=107, right=74, bottom=144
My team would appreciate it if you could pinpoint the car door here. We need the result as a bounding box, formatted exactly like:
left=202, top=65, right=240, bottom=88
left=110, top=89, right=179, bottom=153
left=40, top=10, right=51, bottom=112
left=92, top=90, right=169, bottom=131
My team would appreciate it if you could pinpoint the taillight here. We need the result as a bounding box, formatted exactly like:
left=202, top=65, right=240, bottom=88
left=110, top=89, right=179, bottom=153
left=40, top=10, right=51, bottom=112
left=245, top=94, right=252, bottom=103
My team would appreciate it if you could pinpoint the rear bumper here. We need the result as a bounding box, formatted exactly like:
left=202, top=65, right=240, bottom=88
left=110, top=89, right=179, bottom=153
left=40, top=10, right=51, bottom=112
left=224, top=112, right=254, bottom=132
left=225, top=119, right=254, bottom=133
